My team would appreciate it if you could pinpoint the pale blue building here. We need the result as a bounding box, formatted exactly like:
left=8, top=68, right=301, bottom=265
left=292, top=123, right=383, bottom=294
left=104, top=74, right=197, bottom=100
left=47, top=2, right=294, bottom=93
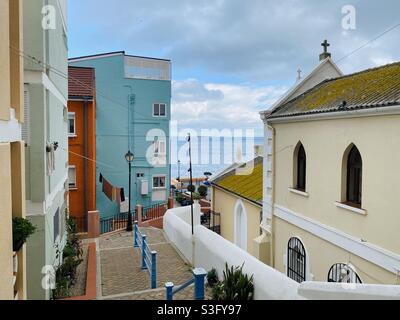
left=69, top=51, right=171, bottom=218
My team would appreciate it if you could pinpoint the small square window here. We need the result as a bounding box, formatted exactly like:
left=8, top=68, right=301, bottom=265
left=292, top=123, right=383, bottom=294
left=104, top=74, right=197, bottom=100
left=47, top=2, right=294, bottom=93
left=68, top=112, right=76, bottom=136
left=153, top=103, right=167, bottom=117
left=137, top=173, right=145, bottom=178
left=68, top=166, right=77, bottom=188
left=153, top=176, right=166, bottom=189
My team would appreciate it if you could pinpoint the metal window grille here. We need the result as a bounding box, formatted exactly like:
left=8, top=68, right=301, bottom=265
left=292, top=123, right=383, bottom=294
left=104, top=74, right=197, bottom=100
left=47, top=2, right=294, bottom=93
left=287, top=237, right=306, bottom=283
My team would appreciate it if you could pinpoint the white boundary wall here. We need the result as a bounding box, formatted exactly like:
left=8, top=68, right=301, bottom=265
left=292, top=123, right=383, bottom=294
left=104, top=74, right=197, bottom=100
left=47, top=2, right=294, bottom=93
left=164, top=206, right=400, bottom=300
left=164, top=206, right=302, bottom=300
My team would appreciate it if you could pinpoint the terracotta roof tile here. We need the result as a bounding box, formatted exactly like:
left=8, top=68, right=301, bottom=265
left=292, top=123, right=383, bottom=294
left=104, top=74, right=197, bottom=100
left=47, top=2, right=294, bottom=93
left=68, top=66, right=95, bottom=98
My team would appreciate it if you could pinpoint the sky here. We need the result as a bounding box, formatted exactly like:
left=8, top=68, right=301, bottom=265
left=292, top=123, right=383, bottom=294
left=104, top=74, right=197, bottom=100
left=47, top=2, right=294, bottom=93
left=68, top=0, right=400, bottom=136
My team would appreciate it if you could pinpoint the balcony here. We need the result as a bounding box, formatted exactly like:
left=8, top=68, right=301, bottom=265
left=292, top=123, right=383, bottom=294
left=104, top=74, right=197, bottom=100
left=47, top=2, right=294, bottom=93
left=124, top=56, right=171, bottom=81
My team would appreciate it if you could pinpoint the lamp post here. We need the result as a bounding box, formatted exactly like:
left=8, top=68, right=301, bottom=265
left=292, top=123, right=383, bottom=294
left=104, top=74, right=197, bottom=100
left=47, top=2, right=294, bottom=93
left=125, top=150, right=134, bottom=232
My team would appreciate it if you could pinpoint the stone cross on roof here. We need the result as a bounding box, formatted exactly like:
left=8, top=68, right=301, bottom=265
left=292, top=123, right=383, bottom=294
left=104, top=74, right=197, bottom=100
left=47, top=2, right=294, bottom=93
left=321, top=39, right=330, bottom=53
left=319, top=39, right=332, bottom=61
left=297, top=68, right=302, bottom=81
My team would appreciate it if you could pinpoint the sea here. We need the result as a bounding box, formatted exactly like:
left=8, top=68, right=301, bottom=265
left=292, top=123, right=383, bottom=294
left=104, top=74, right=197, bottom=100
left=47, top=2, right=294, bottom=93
left=170, top=136, right=264, bottom=180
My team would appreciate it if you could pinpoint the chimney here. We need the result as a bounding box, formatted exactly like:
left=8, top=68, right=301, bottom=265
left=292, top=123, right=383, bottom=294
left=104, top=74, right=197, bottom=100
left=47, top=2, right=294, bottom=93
left=319, top=39, right=331, bottom=61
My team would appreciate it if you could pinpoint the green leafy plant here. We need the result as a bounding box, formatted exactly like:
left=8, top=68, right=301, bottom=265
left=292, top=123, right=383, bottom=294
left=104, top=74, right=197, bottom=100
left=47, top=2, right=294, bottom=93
left=52, top=213, right=84, bottom=299
left=192, top=192, right=201, bottom=201
left=212, top=263, right=254, bottom=301
left=175, top=193, right=185, bottom=204
left=12, top=217, right=36, bottom=251
left=187, top=184, right=196, bottom=193
left=207, top=268, right=219, bottom=288
left=197, top=185, right=208, bottom=198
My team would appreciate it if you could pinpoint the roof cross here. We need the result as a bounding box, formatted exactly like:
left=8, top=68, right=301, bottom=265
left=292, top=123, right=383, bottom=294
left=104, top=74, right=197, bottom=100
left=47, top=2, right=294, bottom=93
left=321, top=39, right=330, bottom=54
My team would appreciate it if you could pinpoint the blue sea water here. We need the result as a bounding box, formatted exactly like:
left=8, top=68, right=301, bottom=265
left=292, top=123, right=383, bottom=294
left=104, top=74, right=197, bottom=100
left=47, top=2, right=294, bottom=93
left=170, top=136, right=264, bottom=180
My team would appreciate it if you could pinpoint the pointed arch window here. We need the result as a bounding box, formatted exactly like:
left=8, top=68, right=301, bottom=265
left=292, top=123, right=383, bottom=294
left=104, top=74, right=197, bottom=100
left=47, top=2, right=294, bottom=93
left=296, top=144, right=306, bottom=191
left=346, top=146, right=362, bottom=206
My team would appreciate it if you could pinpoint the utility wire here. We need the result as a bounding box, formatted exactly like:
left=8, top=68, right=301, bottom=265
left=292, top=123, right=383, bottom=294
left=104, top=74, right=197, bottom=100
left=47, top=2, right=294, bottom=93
left=335, top=22, right=400, bottom=64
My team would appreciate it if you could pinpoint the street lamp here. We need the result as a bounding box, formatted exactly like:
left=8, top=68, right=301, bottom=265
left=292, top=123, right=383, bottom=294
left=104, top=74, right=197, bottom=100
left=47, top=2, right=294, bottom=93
left=125, top=150, right=134, bottom=232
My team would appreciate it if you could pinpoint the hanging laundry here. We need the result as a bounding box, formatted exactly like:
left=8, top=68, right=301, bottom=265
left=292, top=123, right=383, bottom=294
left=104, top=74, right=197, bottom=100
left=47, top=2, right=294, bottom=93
left=102, top=176, right=113, bottom=202
left=99, top=173, right=126, bottom=205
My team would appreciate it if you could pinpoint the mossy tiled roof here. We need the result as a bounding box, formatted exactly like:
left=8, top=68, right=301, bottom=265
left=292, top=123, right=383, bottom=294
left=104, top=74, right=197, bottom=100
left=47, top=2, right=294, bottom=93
left=268, top=61, right=400, bottom=119
left=212, top=157, right=263, bottom=205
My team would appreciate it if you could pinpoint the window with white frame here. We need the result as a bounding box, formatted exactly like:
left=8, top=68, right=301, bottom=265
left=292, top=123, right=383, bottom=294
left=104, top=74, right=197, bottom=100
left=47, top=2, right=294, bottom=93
left=153, top=175, right=166, bottom=189
left=68, top=166, right=77, bottom=189
left=153, top=138, right=166, bottom=158
left=153, top=103, right=166, bottom=117
left=68, top=112, right=76, bottom=136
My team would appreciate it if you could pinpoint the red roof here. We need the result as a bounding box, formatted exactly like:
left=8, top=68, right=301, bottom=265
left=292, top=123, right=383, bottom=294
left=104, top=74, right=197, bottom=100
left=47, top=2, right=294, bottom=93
left=68, top=66, right=95, bottom=99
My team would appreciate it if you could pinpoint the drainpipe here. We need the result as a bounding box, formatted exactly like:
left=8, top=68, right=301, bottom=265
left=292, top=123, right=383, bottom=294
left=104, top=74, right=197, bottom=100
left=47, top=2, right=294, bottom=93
left=268, top=123, right=276, bottom=268
left=84, top=99, right=89, bottom=228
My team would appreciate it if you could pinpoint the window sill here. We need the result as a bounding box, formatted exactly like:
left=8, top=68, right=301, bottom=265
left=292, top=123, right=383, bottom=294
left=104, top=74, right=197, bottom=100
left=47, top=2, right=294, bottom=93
left=334, top=202, right=367, bottom=215
left=68, top=135, right=77, bottom=138
left=69, top=187, right=78, bottom=191
left=153, top=188, right=166, bottom=191
left=288, top=188, right=309, bottom=198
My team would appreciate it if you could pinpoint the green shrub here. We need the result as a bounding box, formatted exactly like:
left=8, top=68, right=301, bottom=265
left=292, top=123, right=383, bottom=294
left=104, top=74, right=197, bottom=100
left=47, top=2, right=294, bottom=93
left=212, top=263, right=254, bottom=301
left=207, top=268, right=219, bottom=288
left=192, top=192, right=201, bottom=200
left=197, top=185, right=208, bottom=197
left=12, top=217, right=36, bottom=245
left=187, top=185, right=196, bottom=193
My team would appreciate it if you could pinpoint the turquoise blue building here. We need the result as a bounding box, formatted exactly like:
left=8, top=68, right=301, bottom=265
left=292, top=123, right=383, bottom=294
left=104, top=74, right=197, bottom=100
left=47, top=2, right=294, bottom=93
left=69, top=51, right=171, bottom=217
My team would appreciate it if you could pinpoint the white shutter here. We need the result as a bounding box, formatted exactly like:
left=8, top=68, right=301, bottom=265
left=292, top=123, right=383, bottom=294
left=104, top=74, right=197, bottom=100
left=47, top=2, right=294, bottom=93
left=22, top=85, right=30, bottom=145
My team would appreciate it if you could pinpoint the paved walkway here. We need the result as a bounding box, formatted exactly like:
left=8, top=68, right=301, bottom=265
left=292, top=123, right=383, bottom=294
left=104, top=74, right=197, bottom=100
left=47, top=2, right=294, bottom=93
left=97, top=227, right=210, bottom=300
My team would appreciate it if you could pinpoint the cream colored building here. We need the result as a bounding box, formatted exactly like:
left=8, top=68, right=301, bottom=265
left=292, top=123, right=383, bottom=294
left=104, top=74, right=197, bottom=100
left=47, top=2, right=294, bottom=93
left=0, top=0, right=27, bottom=300
left=261, top=46, right=400, bottom=285
left=211, top=157, right=271, bottom=265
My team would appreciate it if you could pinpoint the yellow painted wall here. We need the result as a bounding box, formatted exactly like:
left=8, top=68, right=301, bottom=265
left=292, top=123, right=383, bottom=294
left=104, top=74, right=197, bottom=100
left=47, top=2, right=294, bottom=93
left=212, top=186, right=262, bottom=257
left=0, top=0, right=11, bottom=121
left=271, top=115, right=400, bottom=283
left=9, top=0, right=24, bottom=122
left=274, top=217, right=397, bottom=284
left=273, top=115, right=400, bottom=254
left=0, top=143, right=13, bottom=300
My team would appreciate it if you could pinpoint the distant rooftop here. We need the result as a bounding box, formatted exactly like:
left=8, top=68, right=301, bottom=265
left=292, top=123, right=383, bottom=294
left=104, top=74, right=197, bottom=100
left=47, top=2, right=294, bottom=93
left=211, top=156, right=263, bottom=205
left=69, top=51, right=171, bottom=81
left=68, top=66, right=95, bottom=99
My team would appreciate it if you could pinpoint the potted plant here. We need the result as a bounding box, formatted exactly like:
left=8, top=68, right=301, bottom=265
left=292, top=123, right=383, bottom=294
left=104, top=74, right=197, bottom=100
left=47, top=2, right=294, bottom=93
left=212, top=263, right=254, bottom=300
left=187, top=184, right=196, bottom=193
left=12, top=217, right=36, bottom=252
left=207, top=268, right=219, bottom=288
left=192, top=192, right=201, bottom=201
left=197, top=185, right=208, bottom=198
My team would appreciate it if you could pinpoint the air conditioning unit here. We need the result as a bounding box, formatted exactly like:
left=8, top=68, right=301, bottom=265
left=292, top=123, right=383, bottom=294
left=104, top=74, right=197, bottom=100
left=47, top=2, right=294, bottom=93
left=141, top=180, right=149, bottom=196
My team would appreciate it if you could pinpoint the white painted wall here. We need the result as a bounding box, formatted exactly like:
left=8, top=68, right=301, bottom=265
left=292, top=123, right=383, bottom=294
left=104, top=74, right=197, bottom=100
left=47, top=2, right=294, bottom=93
left=299, top=282, right=400, bottom=300
left=164, top=206, right=400, bottom=300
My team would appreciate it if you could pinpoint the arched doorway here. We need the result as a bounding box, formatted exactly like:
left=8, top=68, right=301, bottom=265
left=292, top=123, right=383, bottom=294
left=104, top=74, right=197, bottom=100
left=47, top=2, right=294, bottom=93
left=234, top=200, right=247, bottom=251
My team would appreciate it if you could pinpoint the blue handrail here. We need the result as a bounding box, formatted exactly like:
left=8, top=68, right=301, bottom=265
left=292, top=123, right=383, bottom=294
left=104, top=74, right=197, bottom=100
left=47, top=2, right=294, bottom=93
left=134, top=221, right=157, bottom=289
left=165, top=268, right=207, bottom=300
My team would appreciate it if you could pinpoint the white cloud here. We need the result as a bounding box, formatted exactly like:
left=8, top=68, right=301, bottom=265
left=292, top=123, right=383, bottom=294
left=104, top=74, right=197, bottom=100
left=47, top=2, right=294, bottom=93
left=172, top=79, right=287, bottom=135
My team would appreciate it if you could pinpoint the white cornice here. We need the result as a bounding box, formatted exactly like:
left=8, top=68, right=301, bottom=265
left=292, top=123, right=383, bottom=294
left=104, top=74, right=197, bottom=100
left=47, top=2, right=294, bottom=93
left=24, top=70, right=67, bottom=106
left=0, top=108, right=21, bottom=143
left=265, top=105, right=400, bottom=124
left=274, top=204, right=400, bottom=274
